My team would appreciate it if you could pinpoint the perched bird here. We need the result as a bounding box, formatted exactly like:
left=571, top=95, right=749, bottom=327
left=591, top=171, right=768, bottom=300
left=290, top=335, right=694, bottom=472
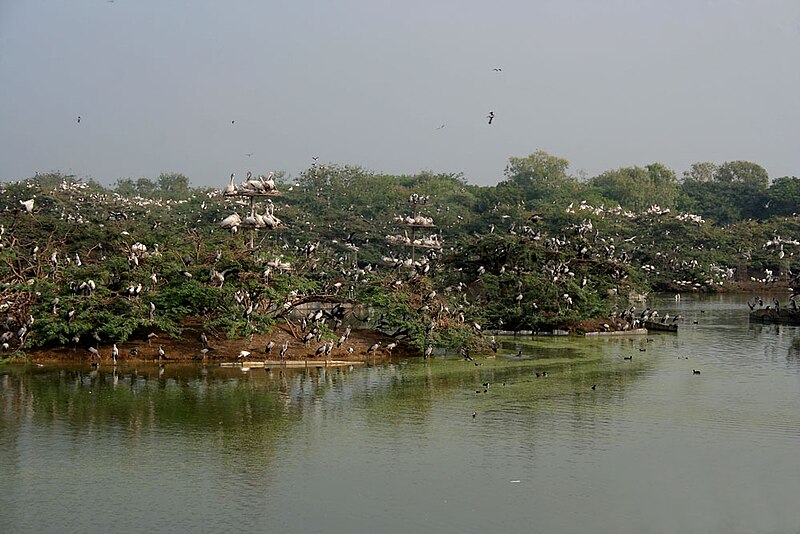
left=20, top=198, right=35, bottom=213
left=367, top=342, right=381, bottom=355
left=692, top=369, right=701, bottom=375
left=111, top=344, right=119, bottom=364
left=157, top=345, right=166, bottom=360
left=265, top=340, right=275, bottom=354
left=237, top=350, right=251, bottom=360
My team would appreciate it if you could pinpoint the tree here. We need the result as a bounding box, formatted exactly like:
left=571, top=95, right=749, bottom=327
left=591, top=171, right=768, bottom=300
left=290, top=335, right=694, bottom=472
left=589, top=163, right=679, bottom=211
left=504, top=150, right=575, bottom=205
left=157, top=172, right=190, bottom=199
left=767, top=176, right=800, bottom=216
left=715, top=161, right=769, bottom=188
left=115, top=178, right=137, bottom=196
left=682, top=162, right=718, bottom=183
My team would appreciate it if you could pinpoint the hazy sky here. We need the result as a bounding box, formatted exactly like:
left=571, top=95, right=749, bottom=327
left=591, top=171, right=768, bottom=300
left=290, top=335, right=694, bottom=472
left=1, top=1, right=799, bottom=188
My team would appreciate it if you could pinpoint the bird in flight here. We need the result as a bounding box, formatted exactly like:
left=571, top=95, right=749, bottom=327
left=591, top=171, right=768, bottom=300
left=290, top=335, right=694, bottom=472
left=493, top=67, right=502, bottom=72
left=435, top=124, right=445, bottom=130
left=231, top=120, right=235, bottom=124
left=77, top=116, right=81, bottom=123
left=245, top=153, right=254, bottom=157
left=487, top=111, right=495, bottom=125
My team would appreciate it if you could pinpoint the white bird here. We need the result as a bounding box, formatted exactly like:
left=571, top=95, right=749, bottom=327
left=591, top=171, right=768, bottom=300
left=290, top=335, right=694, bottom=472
left=237, top=350, right=251, bottom=360
left=20, top=198, right=34, bottom=213
left=225, top=173, right=236, bottom=194
left=111, top=344, right=119, bottom=363
left=367, top=342, right=381, bottom=354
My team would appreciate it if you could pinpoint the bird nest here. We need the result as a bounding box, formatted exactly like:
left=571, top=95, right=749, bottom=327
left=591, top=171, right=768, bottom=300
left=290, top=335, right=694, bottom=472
left=224, top=190, right=282, bottom=198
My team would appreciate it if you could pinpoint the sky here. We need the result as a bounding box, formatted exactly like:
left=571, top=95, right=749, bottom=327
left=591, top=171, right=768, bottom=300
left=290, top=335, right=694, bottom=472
left=1, top=0, right=799, bottom=188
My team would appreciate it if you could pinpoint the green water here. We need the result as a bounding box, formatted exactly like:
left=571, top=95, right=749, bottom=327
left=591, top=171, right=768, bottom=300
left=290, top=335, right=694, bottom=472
left=2, top=293, right=800, bottom=533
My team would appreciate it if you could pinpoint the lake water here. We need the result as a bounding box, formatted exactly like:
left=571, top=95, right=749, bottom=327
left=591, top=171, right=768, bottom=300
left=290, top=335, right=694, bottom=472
left=2, top=293, right=799, bottom=534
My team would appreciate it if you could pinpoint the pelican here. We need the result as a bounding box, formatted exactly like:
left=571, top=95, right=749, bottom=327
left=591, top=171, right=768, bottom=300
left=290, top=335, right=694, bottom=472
left=219, top=213, right=241, bottom=229
left=242, top=171, right=264, bottom=191
left=260, top=171, right=277, bottom=192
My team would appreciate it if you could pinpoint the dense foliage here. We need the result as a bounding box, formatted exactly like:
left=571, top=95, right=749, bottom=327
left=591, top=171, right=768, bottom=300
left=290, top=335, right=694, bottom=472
left=1, top=153, right=797, bottom=357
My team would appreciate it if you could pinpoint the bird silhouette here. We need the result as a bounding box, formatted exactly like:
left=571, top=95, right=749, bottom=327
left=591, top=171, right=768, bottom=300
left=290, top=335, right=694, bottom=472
left=487, top=111, right=495, bottom=125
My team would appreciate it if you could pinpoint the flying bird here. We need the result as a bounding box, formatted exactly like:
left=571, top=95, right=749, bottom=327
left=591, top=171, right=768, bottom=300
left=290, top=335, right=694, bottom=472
left=435, top=124, right=445, bottom=130
left=493, top=67, right=502, bottom=71
left=487, top=111, right=494, bottom=125
left=77, top=116, right=81, bottom=123
left=245, top=153, right=254, bottom=157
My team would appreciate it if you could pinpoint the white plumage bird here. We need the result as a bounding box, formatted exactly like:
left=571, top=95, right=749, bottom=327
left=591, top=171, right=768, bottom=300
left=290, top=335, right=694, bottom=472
left=20, top=198, right=34, bottom=213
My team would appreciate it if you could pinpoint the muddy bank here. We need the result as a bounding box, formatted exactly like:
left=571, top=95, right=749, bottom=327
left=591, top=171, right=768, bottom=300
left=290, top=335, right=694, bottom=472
left=19, top=321, right=418, bottom=364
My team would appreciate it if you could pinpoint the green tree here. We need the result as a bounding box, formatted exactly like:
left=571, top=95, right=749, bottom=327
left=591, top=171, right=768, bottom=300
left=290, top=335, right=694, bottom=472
left=504, top=150, right=575, bottom=205
left=589, top=163, right=679, bottom=211
left=715, top=160, right=769, bottom=188
left=682, top=162, right=718, bottom=183
left=157, top=172, right=191, bottom=199
left=767, top=176, right=800, bottom=216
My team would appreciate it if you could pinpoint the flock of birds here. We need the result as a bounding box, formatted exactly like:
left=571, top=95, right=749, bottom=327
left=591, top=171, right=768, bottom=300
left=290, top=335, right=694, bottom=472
left=1, top=167, right=797, bottom=368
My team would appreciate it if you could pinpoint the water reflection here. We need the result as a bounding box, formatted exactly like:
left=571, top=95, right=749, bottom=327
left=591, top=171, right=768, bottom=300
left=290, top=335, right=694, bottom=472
left=2, top=293, right=800, bottom=533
